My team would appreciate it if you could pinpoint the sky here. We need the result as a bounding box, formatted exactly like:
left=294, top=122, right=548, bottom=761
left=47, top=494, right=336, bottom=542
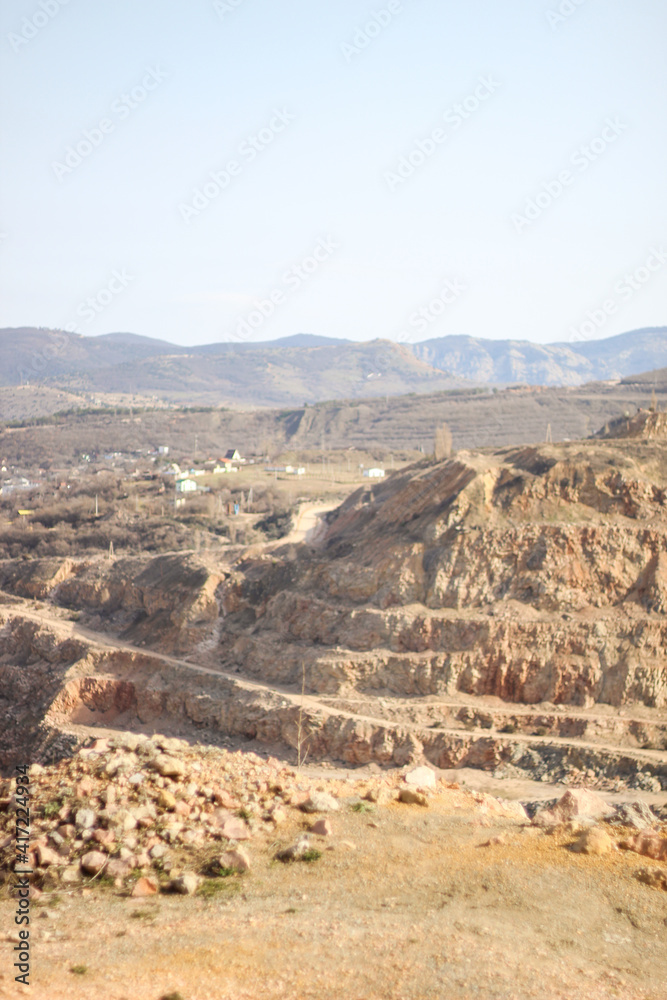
left=1, top=0, right=666, bottom=348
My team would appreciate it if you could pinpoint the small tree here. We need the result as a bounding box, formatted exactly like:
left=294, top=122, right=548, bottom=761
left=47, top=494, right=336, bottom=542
left=434, top=422, right=452, bottom=461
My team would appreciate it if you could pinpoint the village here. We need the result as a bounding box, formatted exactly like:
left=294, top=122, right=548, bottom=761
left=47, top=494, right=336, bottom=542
left=0, top=425, right=396, bottom=559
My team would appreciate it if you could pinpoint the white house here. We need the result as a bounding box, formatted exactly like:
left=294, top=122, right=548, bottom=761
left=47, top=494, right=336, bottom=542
left=175, top=478, right=197, bottom=493
left=363, top=468, right=385, bottom=478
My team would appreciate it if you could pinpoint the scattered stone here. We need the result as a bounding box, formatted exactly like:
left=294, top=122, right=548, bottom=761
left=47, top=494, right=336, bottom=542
left=34, top=844, right=62, bottom=867
left=300, top=792, right=340, bottom=814
left=635, top=867, right=667, bottom=891
left=570, top=827, right=614, bottom=856
left=60, top=866, right=82, bottom=884
left=220, top=818, right=251, bottom=841
left=74, top=808, right=96, bottom=831
left=219, top=848, right=250, bottom=873
left=276, top=835, right=312, bottom=862
left=158, top=790, right=177, bottom=811
left=153, top=756, right=186, bottom=779
left=533, top=789, right=612, bottom=827
left=131, top=876, right=159, bottom=897
left=91, top=829, right=115, bottom=849
left=364, top=786, right=393, bottom=805
left=479, top=835, right=507, bottom=847
left=619, top=831, right=667, bottom=861
left=169, top=873, right=199, bottom=895
left=106, top=859, right=133, bottom=879
left=267, top=806, right=287, bottom=826
left=399, top=789, right=429, bottom=807
left=309, top=819, right=332, bottom=837
left=404, top=766, right=437, bottom=789
left=610, top=801, right=657, bottom=830
left=56, top=824, right=76, bottom=840
left=80, top=851, right=108, bottom=876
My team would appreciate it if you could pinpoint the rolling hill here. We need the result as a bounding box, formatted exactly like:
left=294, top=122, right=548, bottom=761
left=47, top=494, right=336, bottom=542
left=2, top=326, right=666, bottom=408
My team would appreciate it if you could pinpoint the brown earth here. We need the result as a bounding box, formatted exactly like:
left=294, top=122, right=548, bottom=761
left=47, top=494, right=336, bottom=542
left=0, top=411, right=666, bottom=999
left=1, top=739, right=666, bottom=1000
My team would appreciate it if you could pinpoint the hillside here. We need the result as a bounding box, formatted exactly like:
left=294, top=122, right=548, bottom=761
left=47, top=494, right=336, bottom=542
left=412, top=327, right=667, bottom=386
left=3, top=326, right=667, bottom=409
left=1, top=408, right=666, bottom=1000
left=1, top=376, right=666, bottom=468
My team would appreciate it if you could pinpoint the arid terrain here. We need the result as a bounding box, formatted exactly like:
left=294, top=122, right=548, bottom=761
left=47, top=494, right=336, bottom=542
left=0, top=406, right=666, bottom=999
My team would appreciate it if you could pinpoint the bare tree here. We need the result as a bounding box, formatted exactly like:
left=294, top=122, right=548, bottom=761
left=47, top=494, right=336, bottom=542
left=434, top=422, right=453, bottom=461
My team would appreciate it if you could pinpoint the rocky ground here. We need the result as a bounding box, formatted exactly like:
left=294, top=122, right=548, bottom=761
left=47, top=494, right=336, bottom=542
left=1, top=737, right=667, bottom=999
left=0, top=411, right=666, bottom=997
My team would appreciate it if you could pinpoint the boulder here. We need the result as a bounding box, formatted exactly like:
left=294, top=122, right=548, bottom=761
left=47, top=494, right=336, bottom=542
left=533, top=789, right=612, bottom=827
left=220, top=817, right=251, bottom=841
left=153, top=756, right=186, bottom=779
left=35, top=844, right=62, bottom=867
left=131, top=876, right=159, bottom=897
left=309, top=819, right=332, bottom=837
left=169, top=873, right=199, bottom=895
left=620, top=831, right=667, bottom=861
left=570, top=827, right=614, bottom=856
left=399, top=789, right=428, bottom=807
left=300, top=792, right=340, bottom=814
left=74, top=808, right=97, bottom=831
left=404, top=766, right=437, bottom=789
left=219, top=848, right=250, bottom=873
left=610, top=801, right=656, bottom=830
left=80, top=851, right=108, bottom=876
left=635, top=867, right=667, bottom=891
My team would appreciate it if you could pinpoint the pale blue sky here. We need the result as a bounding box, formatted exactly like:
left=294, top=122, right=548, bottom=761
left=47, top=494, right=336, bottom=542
left=1, top=0, right=666, bottom=346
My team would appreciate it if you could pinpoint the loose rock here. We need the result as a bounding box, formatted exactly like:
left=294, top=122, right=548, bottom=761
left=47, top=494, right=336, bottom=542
left=404, top=766, right=437, bottom=789
left=300, top=792, right=340, bottom=814
left=169, top=873, right=199, bottom=895
left=80, top=851, right=108, bottom=876
left=399, top=789, right=429, bottom=807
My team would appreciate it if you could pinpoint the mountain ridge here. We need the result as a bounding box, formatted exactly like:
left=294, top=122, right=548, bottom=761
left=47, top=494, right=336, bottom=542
left=2, top=325, right=666, bottom=406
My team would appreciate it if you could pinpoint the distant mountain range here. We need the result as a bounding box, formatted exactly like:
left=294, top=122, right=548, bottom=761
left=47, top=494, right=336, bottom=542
left=1, top=326, right=666, bottom=407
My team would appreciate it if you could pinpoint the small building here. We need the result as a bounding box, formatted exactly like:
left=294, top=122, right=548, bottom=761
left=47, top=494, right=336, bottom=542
left=158, top=445, right=170, bottom=456
left=363, top=468, right=385, bottom=478
left=175, top=478, right=197, bottom=493
left=225, top=449, right=242, bottom=462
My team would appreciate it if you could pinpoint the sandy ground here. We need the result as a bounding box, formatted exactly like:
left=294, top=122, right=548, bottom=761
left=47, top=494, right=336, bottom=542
left=1, top=788, right=666, bottom=1000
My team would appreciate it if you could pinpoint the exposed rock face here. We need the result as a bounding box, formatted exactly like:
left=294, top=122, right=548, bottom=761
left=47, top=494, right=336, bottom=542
left=1, top=431, right=666, bottom=786
left=217, top=440, right=667, bottom=711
